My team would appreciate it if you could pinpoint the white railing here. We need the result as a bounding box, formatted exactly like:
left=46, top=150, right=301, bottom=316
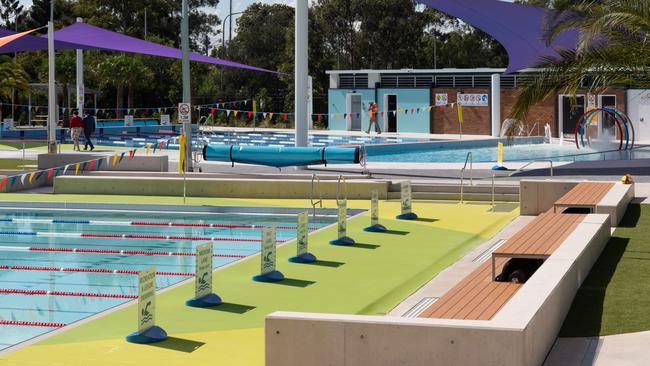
left=459, top=152, right=473, bottom=204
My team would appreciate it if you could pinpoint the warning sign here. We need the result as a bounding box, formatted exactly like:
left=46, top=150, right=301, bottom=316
left=178, top=103, right=191, bottom=123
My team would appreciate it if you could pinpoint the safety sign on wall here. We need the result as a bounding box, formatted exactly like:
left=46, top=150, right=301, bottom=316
left=435, top=93, right=448, bottom=106
left=457, top=93, right=489, bottom=107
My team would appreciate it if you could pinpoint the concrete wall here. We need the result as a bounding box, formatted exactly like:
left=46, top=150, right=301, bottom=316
left=265, top=213, right=612, bottom=366
left=54, top=176, right=390, bottom=199
left=38, top=153, right=168, bottom=172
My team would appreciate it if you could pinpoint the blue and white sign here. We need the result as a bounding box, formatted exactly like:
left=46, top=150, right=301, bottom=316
left=124, top=115, right=134, bottom=126
left=457, top=93, right=489, bottom=107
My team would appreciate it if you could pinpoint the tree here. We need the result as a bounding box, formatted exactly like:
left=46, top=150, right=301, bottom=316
left=95, top=54, right=153, bottom=117
left=0, top=55, right=29, bottom=100
left=0, top=0, right=24, bottom=29
left=509, top=0, right=650, bottom=130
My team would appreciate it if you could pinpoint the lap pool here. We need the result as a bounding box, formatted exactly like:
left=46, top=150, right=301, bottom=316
left=0, top=203, right=336, bottom=351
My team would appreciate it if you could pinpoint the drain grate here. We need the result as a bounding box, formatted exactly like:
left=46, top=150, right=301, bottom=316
left=473, top=239, right=506, bottom=263
left=402, top=297, right=439, bottom=318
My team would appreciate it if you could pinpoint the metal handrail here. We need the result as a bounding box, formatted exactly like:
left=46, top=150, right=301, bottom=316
left=527, top=122, right=539, bottom=136
left=513, top=160, right=553, bottom=177
left=336, top=174, right=347, bottom=201
left=310, top=174, right=322, bottom=218
left=460, top=152, right=473, bottom=204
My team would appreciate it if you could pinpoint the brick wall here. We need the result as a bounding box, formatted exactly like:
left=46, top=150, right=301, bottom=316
left=430, top=87, right=626, bottom=136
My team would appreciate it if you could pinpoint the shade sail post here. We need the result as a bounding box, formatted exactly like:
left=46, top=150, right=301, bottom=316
left=76, top=18, right=84, bottom=117
left=294, top=0, right=308, bottom=150
left=181, top=0, right=192, bottom=172
left=47, top=20, right=57, bottom=154
left=491, top=73, right=501, bottom=137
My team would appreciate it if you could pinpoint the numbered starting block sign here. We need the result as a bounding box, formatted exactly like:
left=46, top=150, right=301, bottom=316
left=396, top=181, right=418, bottom=220
left=126, top=267, right=167, bottom=343
left=330, top=199, right=355, bottom=246
left=253, top=227, right=284, bottom=282
left=186, top=242, right=222, bottom=307
left=289, top=212, right=317, bottom=263
left=364, top=190, right=386, bottom=232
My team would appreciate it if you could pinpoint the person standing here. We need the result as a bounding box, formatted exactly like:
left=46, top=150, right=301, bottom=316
left=366, top=101, right=381, bottom=134
left=83, top=110, right=96, bottom=151
left=69, top=110, right=84, bottom=151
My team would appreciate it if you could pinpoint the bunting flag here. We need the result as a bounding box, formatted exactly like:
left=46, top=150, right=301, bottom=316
left=233, top=111, right=239, bottom=118
left=119, top=152, right=126, bottom=163
left=159, top=141, right=165, bottom=151
left=457, top=103, right=464, bottom=124
left=20, top=174, right=27, bottom=186
left=152, top=143, right=157, bottom=154
left=28, top=171, right=36, bottom=184
left=80, top=162, right=87, bottom=173
left=380, top=111, right=385, bottom=117
left=88, top=160, right=95, bottom=171
left=10, top=176, right=17, bottom=189
left=263, top=112, right=267, bottom=119
left=145, top=143, right=151, bottom=155
left=75, top=163, right=80, bottom=175
left=47, top=169, right=54, bottom=181
left=34, top=171, right=43, bottom=182
left=113, top=153, right=119, bottom=166
left=283, top=113, right=288, bottom=121
left=269, top=113, right=274, bottom=119
left=129, top=149, right=136, bottom=160
left=96, top=159, right=103, bottom=170
left=405, top=109, right=408, bottom=115
left=247, top=112, right=253, bottom=119
left=104, top=156, right=111, bottom=167
left=63, top=164, right=70, bottom=175
left=0, top=177, right=6, bottom=191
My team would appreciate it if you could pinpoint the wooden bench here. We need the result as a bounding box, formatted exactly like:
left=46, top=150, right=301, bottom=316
left=553, top=182, right=614, bottom=214
left=418, top=258, right=521, bottom=320
left=420, top=212, right=586, bottom=321
left=491, top=211, right=586, bottom=279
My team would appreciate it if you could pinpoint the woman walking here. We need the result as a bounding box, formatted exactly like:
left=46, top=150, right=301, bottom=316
left=69, top=111, right=84, bottom=151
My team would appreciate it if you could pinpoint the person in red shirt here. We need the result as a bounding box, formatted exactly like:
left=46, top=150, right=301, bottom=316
left=69, top=111, right=84, bottom=151
left=365, top=101, right=381, bottom=134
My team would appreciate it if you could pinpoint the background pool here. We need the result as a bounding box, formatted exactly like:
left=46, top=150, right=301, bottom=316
left=367, top=143, right=650, bottom=163
left=0, top=208, right=334, bottom=350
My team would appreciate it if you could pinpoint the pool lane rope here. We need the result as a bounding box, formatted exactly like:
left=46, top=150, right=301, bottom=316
left=0, top=320, right=66, bottom=328
left=0, top=265, right=194, bottom=277
left=0, top=230, right=264, bottom=242
left=0, top=246, right=247, bottom=258
left=0, top=217, right=318, bottom=231
left=0, top=288, right=137, bottom=299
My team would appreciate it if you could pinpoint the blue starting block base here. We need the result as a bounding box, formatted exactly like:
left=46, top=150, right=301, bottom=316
left=396, top=212, right=418, bottom=220
left=364, top=224, right=387, bottom=232
left=253, top=270, right=285, bottom=282
left=330, top=236, right=356, bottom=246
left=126, top=325, right=168, bottom=344
left=186, top=293, right=222, bottom=308
left=491, top=165, right=508, bottom=171
left=289, top=252, right=317, bottom=263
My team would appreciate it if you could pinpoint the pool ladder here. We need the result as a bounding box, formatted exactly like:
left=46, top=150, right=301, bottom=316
left=310, top=174, right=322, bottom=219
left=459, top=152, right=473, bottom=204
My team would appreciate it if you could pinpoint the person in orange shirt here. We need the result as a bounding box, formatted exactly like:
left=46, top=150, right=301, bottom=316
left=365, top=101, right=381, bottom=134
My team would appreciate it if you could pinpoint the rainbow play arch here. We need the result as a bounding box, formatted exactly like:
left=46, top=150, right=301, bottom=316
left=574, top=107, right=635, bottom=150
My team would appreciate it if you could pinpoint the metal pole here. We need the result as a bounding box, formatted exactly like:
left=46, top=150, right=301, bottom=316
left=144, top=8, right=147, bottom=40
left=294, top=0, right=308, bottom=149
left=229, top=0, right=233, bottom=44
left=47, top=19, right=57, bottom=154
left=76, top=18, right=84, bottom=117
left=181, top=0, right=192, bottom=171
left=491, top=74, right=501, bottom=137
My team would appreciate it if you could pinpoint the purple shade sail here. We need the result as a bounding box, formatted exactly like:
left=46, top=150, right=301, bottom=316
left=0, top=22, right=277, bottom=74
left=419, top=0, right=578, bottom=73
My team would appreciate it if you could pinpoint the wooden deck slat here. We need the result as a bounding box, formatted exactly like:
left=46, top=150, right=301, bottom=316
left=554, top=182, right=614, bottom=207
left=419, top=258, right=520, bottom=320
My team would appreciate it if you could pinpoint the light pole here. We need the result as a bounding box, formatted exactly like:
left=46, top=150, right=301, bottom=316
left=295, top=0, right=308, bottom=149
left=221, top=11, right=244, bottom=50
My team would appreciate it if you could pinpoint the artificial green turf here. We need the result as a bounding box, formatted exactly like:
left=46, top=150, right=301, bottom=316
left=559, top=204, right=650, bottom=337
left=0, top=159, right=36, bottom=170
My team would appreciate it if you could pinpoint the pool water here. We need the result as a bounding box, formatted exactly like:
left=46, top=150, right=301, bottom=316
left=0, top=208, right=334, bottom=350
left=367, top=143, right=650, bottom=163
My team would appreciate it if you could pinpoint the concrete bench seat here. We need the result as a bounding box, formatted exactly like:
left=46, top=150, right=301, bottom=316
left=521, top=180, right=634, bottom=225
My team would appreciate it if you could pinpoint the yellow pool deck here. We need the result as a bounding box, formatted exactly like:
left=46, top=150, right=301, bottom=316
left=0, top=194, right=518, bottom=365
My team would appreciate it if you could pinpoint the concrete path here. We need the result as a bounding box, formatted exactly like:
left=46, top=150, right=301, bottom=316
left=544, top=331, right=650, bottom=366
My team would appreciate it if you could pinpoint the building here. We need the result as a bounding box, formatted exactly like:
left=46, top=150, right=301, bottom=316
left=326, top=68, right=648, bottom=139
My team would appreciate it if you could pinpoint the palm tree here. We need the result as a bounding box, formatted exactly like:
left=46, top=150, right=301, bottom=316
left=508, top=0, right=650, bottom=135
left=0, top=55, right=29, bottom=100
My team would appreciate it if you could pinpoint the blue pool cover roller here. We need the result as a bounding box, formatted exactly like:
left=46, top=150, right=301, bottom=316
left=203, top=144, right=362, bottom=167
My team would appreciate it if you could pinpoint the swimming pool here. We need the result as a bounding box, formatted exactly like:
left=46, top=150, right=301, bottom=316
left=366, top=142, right=650, bottom=163
left=0, top=204, right=336, bottom=351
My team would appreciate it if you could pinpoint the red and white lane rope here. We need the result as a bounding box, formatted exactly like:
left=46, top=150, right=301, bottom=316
left=0, top=265, right=193, bottom=277
left=0, top=230, right=263, bottom=242
left=0, top=289, right=137, bottom=299
left=0, top=218, right=317, bottom=231
left=0, top=320, right=66, bottom=327
left=0, top=245, right=248, bottom=258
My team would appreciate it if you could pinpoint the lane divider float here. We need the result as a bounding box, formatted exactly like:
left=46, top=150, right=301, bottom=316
left=0, top=320, right=66, bottom=328
left=0, top=265, right=193, bottom=277
left=0, top=246, right=248, bottom=258
left=0, top=288, right=137, bottom=299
